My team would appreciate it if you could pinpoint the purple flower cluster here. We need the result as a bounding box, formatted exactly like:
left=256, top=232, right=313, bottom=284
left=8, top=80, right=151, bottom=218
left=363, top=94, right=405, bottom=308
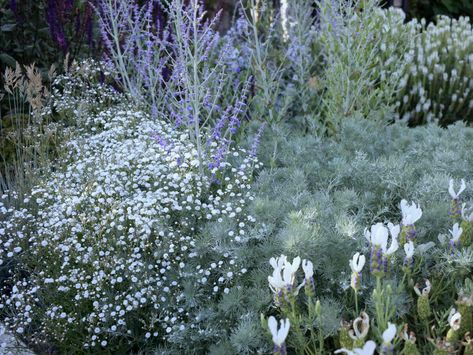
left=45, top=0, right=96, bottom=53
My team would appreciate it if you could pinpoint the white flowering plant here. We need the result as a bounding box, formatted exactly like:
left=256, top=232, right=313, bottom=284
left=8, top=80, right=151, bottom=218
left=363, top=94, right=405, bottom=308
left=0, top=63, right=262, bottom=353
left=262, top=180, right=473, bottom=354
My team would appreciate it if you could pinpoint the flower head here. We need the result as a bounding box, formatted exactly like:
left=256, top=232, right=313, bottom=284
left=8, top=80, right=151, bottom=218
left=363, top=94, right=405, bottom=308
left=349, top=252, right=366, bottom=273
left=414, top=279, right=432, bottom=297
left=461, top=203, right=473, bottom=222
left=349, top=312, right=369, bottom=341
left=268, top=316, right=290, bottom=348
left=302, top=259, right=313, bottom=280
left=400, top=199, right=422, bottom=226
left=448, top=309, right=462, bottom=331
left=449, top=179, right=466, bottom=199
left=334, top=340, right=377, bottom=355
left=449, top=223, right=463, bottom=243
left=382, top=323, right=397, bottom=345
left=268, top=255, right=304, bottom=300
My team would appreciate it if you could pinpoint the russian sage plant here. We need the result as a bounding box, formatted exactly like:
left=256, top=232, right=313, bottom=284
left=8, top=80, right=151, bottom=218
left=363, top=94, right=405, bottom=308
left=96, top=0, right=252, bottom=176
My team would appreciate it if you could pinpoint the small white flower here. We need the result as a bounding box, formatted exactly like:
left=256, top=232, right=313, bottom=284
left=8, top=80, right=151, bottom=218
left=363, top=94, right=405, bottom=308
left=302, top=259, right=314, bottom=280
left=404, top=241, right=415, bottom=258
left=400, top=200, right=422, bottom=225
left=349, top=253, right=365, bottom=273
left=334, top=340, right=377, bottom=355
left=449, top=179, right=466, bottom=199
left=382, top=322, right=397, bottom=344
left=461, top=203, right=473, bottom=222
left=448, top=309, right=461, bottom=331
left=369, top=223, right=389, bottom=251
left=267, top=316, right=290, bottom=348
left=449, top=223, right=463, bottom=243
left=367, top=223, right=398, bottom=256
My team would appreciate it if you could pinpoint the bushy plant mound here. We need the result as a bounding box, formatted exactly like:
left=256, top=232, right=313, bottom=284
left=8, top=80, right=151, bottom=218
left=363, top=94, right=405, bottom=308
left=317, top=3, right=473, bottom=128
left=0, top=69, right=260, bottom=353
left=201, top=119, right=473, bottom=353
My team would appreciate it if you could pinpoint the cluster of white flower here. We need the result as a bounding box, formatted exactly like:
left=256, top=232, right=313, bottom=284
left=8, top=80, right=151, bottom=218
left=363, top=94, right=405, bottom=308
left=392, top=16, right=473, bottom=124
left=45, top=58, right=119, bottom=118
left=0, top=68, right=260, bottom=350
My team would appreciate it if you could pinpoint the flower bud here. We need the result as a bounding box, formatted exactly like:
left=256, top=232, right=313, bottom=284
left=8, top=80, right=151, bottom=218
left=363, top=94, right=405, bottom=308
left=414, top=281, right=431, bottom=321
left=460, top=220, right=472, bottom=247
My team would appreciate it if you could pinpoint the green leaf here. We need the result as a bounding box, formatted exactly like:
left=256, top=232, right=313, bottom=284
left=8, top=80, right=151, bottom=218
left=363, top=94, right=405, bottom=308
left=0, top=53, right=16, bottom=67
left=1, top=23, right=16, bottom=32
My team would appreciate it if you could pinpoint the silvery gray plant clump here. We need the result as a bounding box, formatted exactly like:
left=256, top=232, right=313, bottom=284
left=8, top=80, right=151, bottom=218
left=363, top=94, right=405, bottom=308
left=202, top=118, right=473, bottom=353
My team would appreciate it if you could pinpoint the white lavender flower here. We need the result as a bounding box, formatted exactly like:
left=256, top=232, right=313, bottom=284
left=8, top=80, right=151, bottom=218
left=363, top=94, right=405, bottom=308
left=380, top=323, right=397, bottom=354
left=334, top=340, right=377, bottom=355
left=349, top=252, right=365, bottom=291
left=400, top=200, right=422, bottom=226
left=449, top=223, right=463, bottom=251
left=268, top=316, right=290, bottom=354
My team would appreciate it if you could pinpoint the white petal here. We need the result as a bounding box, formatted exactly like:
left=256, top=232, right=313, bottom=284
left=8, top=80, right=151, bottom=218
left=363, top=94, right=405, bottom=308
left=364, top=228, right=371, bottom=243
left=355, top=340, right=377, bottom=355
left=382, top=323, right=397, bottom=343
left=404, top=241, right=414, bottom=258
left=459, top=179, right=466, bottom=196
left=268, top=316, right=277, bottom=338
left=357, top=254, right=366, bottom=272
left=388, top=223, right=400, bottom=239
left=386, top=237, right=399, bottom=255
left=449, top=312, right=462, bottom=331
left=371, top=223, right=388, bottom=251
left=302, top=259, right=314, bottom=279
left=449, top=179, right=456, bottom=198
left=400, top=199, right=408, bottom=214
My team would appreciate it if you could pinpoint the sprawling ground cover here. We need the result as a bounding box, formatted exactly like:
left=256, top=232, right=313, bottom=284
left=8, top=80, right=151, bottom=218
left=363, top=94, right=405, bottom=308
left=1, top=0, right=473, bottom=354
